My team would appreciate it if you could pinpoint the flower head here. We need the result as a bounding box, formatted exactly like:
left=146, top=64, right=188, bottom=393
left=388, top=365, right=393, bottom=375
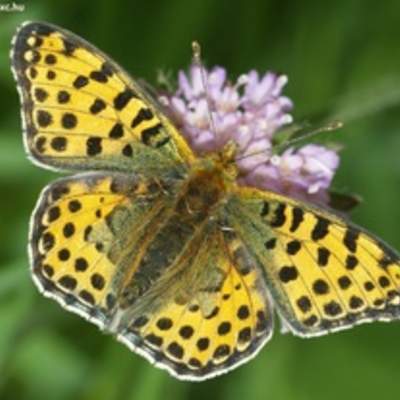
left=161, top=63, right=339, bottom=204
left=243, top=145, right=340, bottom=204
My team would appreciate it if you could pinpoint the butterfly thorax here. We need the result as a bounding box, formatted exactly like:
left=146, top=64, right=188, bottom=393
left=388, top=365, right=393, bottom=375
left=177, top=169, right=224, bottom=220
left=182, top=153, right=237, bottom=209
left=180, top=148, right=238, bottom=216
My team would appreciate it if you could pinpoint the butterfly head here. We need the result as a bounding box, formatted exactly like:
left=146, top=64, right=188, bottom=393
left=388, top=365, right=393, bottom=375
left=202, top=140, right=240, bottom=184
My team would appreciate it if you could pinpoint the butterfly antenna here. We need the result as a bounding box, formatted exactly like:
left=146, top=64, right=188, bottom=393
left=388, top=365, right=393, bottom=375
left=233, top=148, right=273, bottom=164
left=276, top=120, right=343, bottom=152
left=192, top=41, right=218, bottom=146
left=234, top=120, right=344, bottom=164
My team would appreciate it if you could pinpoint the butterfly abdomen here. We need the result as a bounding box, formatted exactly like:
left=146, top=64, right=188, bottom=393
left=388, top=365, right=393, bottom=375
left=119, top=168, right=228, bottom=306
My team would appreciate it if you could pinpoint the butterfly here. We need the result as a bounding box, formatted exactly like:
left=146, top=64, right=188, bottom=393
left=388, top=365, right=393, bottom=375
left=10, top=21, right=400, bottom=381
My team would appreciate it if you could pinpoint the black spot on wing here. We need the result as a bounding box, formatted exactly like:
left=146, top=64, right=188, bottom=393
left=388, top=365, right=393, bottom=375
left=122, top=144, right=133, bottom=157
left=343, top=228, right=359, bottom=253
left=57, top=90, right=70, bottom=104
left=79, top=289, right=95, bottom=305
left=47, top=70, right=56, bottom=80
left=91, top=273, right=105, bottom=290
left=75, top=257, right=88, bottom=271
left=101, top=62, right=114, bottom=77
left=286, top=240, right=301, bottom=255
left=323, top=301, right=342, bottom=316
left=260, top=201, right=269, bottom=217
left=50, top=136, right=67, bottom=152
left=313, top=279, right=329, bottom=295
left=73, top=75, right=89, bottom=89
left=311, top=216, right=330, bottom=241
left=58, top=275, right=77, bottom=290
left=317, top=247, right=330, bottom=266
left=131, top=108, right=154, bottom=128
left=154, top=137, right=170, bottom=148
left=290, top=207, right=304, bottom=232
left=90, top=70, right=108, bottom=83
left=167, top=342, right=184, bottom=359
left=338, top=275, right=351, bottom=289
left=264, top=238, right=276, bottom=250
left=345, top=255, right=358, bottom=270
left=34, top=88, right=48, bottom=102
left=270, top=203, right=286, bottom=227
left=109, top=123, right=124, bottom=139
left=86, top=137, right=102, bottom=156
left=37, top=110, right=52, bottom=127
left=296, top=296, right=312, bottom=313
left=44, top=54, right=57, bottom=65
left=89, top=98, right=106, bottom=114
left=141, top=123, right=163, bottom=145
left=61, top=113, right=77, bottom=129
left=62, top=38, right=77, bottom=56
left=114, top=88, right=137, bottom=110
left=279, top=266, right=298, bottom=283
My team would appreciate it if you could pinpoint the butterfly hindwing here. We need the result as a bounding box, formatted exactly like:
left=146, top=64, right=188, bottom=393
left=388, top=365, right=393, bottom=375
left=117, top=224, right=272, bottom=380
left=11, top=21, right=195, bottom=175
left=30, top=172, right=170, bottom=327
left=230, top=187, right=400, bottom=336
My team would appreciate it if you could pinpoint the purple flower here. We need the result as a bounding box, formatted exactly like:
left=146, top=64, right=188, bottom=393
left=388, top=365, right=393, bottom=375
left=161, top=64, right=340, bottom=204
left=243, top=145, right=340, bottom=204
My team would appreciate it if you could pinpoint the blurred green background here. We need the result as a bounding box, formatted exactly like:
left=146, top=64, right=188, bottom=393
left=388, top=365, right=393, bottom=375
left=1, top=0, right=400, bottom=399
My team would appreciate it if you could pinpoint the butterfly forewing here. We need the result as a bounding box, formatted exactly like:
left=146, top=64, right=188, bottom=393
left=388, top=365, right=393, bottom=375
left=230, top=187, right=400, bottom=336
left=11, top=21, right=194, bottom=176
